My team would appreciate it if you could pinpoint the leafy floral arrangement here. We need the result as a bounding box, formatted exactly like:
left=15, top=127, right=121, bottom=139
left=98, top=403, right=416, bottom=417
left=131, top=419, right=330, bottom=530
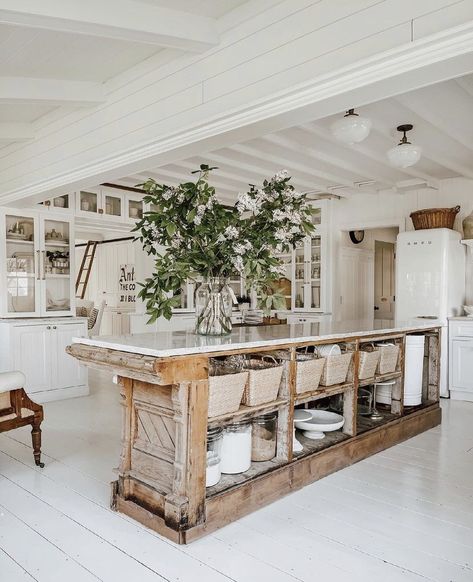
left=133, top=165, right=315, bottom=322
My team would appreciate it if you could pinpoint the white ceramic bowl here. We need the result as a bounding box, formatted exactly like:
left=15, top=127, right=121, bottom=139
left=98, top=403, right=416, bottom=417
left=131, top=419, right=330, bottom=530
left=464, top=305, right=473, bottom=317
left=316, top=343, right=341, bottom=357
left=294, top=410, right=345, bottom=440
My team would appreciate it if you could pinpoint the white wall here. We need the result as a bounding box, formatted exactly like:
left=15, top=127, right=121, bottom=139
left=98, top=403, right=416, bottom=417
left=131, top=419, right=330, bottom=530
left=332, top=177, right=473, bottom=319
left=340, top=227, right=398, bottom=251
left=1, top=0, right=472, bottom=205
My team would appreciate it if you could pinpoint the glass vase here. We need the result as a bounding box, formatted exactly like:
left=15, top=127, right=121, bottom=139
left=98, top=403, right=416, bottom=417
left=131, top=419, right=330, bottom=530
left=195, top=278, right=233, bottom=336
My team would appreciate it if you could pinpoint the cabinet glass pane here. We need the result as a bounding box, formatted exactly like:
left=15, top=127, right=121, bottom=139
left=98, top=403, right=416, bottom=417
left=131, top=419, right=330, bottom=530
left=129, top=199, right=143, bottom=220
left=53, top=195, right=69, bottom=209
left=105, top=195, right=122, bottom=217
left=274, top=253, right=292, bottom=309
left=44, top=219, right=71, bottom=312
left=309, top=234, right=321, bottom=309
left=172, top=281, right=193, bottom=309
left=79, top=191, right=98, bottom=213
left=5, top=214, right=36, bottom=313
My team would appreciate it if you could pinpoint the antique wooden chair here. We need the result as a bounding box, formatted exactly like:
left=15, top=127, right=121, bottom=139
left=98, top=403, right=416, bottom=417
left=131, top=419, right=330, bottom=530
left=0, top=371, right=44, bottom=467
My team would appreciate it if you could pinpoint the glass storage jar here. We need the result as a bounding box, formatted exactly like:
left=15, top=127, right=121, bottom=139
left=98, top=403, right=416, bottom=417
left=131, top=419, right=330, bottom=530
left=206, top=427, right=223, bottom=487
left=251, top=412, right=277, bottom=462
left=220, top=421, right=252, bottom=474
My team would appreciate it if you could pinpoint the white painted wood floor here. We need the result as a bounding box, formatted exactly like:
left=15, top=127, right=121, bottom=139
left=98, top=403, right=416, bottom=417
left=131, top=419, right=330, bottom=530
left=1, top=370, right=472, bottom=582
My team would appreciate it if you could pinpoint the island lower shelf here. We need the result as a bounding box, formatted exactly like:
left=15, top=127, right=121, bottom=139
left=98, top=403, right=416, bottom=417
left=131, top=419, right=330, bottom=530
left=67, top=323, right=441, bottom=544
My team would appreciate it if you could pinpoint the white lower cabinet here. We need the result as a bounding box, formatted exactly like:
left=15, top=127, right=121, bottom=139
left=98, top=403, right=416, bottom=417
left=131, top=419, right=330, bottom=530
left=449, top=318, right=473, bottom=402
left=0, top=318, right=88, bottom=402
left=12, top=324, right=52, bottom=394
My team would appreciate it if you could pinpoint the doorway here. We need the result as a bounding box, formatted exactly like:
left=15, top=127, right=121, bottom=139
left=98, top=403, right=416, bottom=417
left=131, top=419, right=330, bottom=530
left=374, top=240, right=396, bottom=324
left=339, top=226, right=398, bottom=323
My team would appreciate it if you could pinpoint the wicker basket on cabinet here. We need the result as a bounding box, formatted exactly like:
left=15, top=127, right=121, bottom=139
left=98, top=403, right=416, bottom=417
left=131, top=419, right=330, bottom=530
left=207, top=371, right=248, bottom=418
left=377, top=344, right=400, bottom=375
left=295, top=355, right=326, bottom=394
left=410, top=206, right=460, bottom=230
left=242, top=358, right=284, bottom=406
left=358, top=349, right=381, bottom=380
left=319, top=352, right=353, bottom=386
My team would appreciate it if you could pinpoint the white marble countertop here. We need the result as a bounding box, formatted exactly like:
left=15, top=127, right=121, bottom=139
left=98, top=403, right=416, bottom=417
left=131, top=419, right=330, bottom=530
left=72, top=319, right=440, bottom=358
left=0, top=316, right=85, bottom=325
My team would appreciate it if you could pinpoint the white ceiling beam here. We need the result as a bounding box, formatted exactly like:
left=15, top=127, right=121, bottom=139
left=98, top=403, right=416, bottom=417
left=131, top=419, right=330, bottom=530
left=0, top=77, right=105, bottom=107
left=266, top=130, right=394, bottom=189
left=134, top=169, right=235, bottom=202
left=0, top=122, right=34, bottom=143
left=395, top=90, right=473, bottom=154
left=230, top=143, right=358, bottom=197
left=205, top=151, right=322, bottom=193
left=0, top=0, right=219, bottom=52
left=257, top=134, right=382, bottom=194
left=303, top=123, right=440, bottom=190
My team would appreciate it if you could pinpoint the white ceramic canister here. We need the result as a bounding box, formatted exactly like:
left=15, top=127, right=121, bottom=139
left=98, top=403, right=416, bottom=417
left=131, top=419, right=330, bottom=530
left=404, top=335, right=425, bottom=406
left=220, top=421, right=252, bottom=474
left=206, top=427, right=223, bottom=487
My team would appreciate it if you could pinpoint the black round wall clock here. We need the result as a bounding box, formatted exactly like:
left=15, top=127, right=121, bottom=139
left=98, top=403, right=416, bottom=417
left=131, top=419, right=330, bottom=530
left=349, top=230, right=365, bottom=244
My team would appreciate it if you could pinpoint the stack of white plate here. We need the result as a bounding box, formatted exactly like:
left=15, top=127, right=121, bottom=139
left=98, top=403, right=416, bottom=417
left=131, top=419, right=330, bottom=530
left=244, top=310, right=263, bottom=324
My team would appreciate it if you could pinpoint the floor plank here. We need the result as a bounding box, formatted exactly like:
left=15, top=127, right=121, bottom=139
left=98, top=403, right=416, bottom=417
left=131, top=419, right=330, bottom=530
left=1, top=369, right=472, bottom=582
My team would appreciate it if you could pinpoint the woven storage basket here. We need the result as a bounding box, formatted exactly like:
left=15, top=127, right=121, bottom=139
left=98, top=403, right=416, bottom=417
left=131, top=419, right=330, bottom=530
left=295, top=355, right=326, bottom=394
left=320, top=352, right=353, bottom=386
left=410, top=206, right=460, bottom=230
left=358, top=349, right=381, bottom=380
left=377, top=344, right=400, bottom=375
left=207, top=371, right=248, bottom=418
left=243, top=358, right=284, bottom=406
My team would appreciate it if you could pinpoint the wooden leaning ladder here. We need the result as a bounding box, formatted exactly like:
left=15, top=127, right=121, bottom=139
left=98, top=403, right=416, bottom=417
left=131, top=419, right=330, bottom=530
left=75, top=241, right=98, bottom=299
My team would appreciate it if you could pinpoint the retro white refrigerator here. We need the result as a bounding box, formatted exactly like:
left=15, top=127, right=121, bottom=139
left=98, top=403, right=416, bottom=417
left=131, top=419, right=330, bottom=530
left=395, top=228, right=465, bottom=397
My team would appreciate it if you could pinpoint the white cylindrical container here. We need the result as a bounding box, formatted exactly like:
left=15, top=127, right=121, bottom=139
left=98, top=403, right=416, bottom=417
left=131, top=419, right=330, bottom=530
left=220, top=421, right=252, bottom=474
left=375, top=380, right=396, bottom=405
left=206, top=427, right=223, bottom=487
left=404, top=335, right=425, bottom=406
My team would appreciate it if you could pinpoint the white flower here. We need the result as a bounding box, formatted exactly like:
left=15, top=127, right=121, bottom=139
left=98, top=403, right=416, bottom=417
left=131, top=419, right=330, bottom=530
left=270, top=264, right=286, bottom=277
left=169, top=233, right=183, bottom=249
left=193, top=214, right=202, bottom=226
left=290, top=225, right=300, bottom=234
left=224, top=226, right=239, bottom=239
left=197, top=204, right=206, bottom=216
left=272, top=169, right=289, bottom=183
left=234, top=240, right=252, bottom=255
left=149, top=224, right=161, bottom=239
left=232, top=255, right=244, bottom=273
left=274, top=229, right=290, bottom=242
left=236, top=192, right=262, bottom=214
left=273, top=209, right=285, bottom=221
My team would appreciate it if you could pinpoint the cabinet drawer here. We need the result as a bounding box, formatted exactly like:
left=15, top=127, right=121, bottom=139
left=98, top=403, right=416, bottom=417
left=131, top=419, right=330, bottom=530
left=449, top=321, right=473, bottom=339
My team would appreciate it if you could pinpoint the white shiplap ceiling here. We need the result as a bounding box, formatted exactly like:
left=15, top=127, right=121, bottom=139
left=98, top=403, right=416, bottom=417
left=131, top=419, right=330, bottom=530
left=117, top=73, right=473, bottom=201
left=0, top=0, right=248, bottom=134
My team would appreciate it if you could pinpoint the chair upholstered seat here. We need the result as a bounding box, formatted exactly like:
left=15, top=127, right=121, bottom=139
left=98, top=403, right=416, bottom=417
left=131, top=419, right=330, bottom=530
left=0, top=371, right=26, bottom=393
left=0, top=370, right=44, bottom=467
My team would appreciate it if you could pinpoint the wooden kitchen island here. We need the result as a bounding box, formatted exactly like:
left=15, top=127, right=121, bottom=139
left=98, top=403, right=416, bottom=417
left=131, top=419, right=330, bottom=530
left=67, top=321, right=441, bottom=544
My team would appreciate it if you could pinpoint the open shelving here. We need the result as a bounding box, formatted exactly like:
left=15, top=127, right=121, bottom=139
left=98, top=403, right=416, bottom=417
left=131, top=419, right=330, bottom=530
left=204, top=329, right=441, bottom=501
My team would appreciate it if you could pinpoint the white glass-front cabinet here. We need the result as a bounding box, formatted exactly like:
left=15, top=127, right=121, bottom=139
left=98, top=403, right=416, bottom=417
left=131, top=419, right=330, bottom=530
left=274, top=201, right=330, bottom=313
left=0, top=209, right=75, bottom=317
left=75, top=188, right=143, bottom=224
left=76, top=187, right=125, bottom=222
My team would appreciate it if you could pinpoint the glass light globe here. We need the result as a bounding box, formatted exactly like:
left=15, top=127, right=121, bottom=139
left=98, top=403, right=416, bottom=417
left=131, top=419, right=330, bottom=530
left=387, top=142, right=422, bottom=168
left=331, top=110, right=372, bottom=144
